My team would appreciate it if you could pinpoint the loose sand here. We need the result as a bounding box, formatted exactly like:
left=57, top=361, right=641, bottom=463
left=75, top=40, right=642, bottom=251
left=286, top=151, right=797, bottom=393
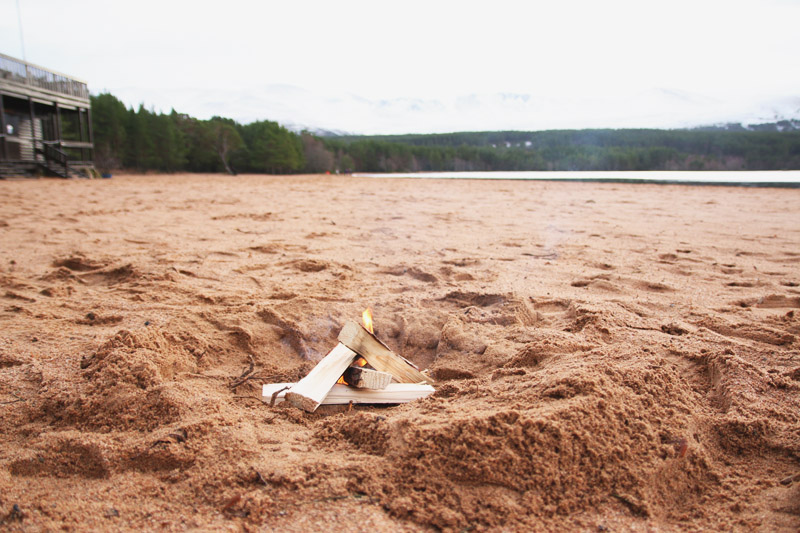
left=0, top=174, right=799, bottom=531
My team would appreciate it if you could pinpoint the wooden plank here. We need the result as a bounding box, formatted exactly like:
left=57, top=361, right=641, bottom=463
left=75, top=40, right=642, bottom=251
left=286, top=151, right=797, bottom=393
left=338, top=321, right=434, bottom=384
left=284, top=343, right=357, bottom=412
left=0, top=82, right=90, bottom=107
left=343, top=366, right=392, bottom=389
left=264, top=382, right=435, bottom=405
left=60, top=140, right=93, bottom=149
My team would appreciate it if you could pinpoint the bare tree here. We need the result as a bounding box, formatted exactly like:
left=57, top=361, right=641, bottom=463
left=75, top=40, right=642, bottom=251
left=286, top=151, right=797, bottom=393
left=301, top=133, right=334, bottom=173
left=213, top=122, right=244, bottom=175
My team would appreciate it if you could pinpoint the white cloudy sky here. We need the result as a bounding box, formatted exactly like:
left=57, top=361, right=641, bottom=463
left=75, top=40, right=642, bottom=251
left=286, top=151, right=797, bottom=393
left=1, top=0, right=798, bottom=133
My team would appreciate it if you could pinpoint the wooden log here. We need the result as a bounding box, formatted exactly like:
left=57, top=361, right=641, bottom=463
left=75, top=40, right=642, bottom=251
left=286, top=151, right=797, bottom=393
left=338, top=321, right=434, bottom=384
left=284, top=343, right=357, bottom=412
left=264, top=382, right=435, bottom=405
left=343, top=366, right=392, bottom=389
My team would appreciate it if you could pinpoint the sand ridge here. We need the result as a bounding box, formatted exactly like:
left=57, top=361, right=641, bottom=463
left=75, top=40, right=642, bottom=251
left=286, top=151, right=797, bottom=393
left=0, top=174, right=799, bottom=531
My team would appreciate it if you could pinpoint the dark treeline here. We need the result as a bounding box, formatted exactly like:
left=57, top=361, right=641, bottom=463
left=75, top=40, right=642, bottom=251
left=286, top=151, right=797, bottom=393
left=91, top=92, right=800, bottom=173
left=328, top=125, right=800, bottom=171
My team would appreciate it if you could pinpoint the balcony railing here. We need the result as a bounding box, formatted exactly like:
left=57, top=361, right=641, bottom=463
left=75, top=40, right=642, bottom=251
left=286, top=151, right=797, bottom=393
left=0, top=53, right=89, bottom=101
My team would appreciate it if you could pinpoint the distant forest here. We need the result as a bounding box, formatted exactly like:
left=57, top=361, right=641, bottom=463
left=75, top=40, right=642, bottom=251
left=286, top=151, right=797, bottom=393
left=90, top=92, right=800, bottom=174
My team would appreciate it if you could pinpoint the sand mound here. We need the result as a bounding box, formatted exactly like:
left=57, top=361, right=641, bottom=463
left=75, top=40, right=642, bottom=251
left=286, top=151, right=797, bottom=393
left=318, top=339, right=770, bottom=529
left=39, top=326, right=205, bottom=431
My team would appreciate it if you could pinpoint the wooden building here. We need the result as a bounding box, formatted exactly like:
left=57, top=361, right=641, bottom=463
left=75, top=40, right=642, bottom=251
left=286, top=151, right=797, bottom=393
left=1, top=53, right=95, bottom=178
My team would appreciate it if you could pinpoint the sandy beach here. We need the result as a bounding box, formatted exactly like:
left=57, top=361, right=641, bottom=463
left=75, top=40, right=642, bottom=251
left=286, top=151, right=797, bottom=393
left=1, top=173, right=799, bottom=531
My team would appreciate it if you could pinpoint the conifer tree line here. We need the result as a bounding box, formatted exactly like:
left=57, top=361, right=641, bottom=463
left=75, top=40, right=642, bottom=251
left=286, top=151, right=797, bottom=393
left=91, top=92, right=800, bottom=174
left=91, top=93, right=316, bottom=174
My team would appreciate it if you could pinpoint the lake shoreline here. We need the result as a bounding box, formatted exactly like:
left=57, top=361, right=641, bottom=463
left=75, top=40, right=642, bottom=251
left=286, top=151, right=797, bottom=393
left=355, top=170, right=800, bottom=187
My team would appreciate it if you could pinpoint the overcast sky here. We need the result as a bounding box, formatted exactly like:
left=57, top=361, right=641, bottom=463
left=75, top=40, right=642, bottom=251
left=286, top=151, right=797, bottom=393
left=2, top=0, right=798, bottom=133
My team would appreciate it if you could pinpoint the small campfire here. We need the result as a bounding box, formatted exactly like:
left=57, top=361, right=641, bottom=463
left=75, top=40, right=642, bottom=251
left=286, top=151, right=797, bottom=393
left=263, top=309, right=435, bottom=412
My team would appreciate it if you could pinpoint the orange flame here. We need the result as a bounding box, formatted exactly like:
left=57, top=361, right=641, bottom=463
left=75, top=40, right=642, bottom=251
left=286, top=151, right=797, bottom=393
left=362, top=308, right=374, bottom=335
left=339, top=357, right=368, bottom=385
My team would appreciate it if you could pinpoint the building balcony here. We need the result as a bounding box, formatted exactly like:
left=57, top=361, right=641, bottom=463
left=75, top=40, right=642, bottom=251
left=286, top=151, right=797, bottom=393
left=1, top=53, right=89, bottom=106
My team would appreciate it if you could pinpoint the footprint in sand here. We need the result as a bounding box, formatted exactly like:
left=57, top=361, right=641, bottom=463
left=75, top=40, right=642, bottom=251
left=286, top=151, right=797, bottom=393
left=381, top=266, right=439, bottom=283
left=733, top=294, right=800, bottom=309
left=570, top=274, right=621, bottom=292
left=282, top=259, right=331, bottom=273
left=696, top=316, right=795, bottom=346
left=438, top=266, right=475, bottom=282
left=3, top=290, right=37, bottom=303
left=627, top=279, right=674, bottom=293
left=79, top=264, right=139, bottom=286
left=9, top=435, right=112, bottom=479
left=530, top=297, right=571, bottom=314
left=52, top=254, right=107, bottom=272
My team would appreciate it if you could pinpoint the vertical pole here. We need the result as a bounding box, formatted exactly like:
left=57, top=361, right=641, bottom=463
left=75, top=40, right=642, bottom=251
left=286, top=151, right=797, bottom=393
left=55, top=103, right=62, bottom=150
left=86, top=106, right=94, bottom=165
left=54, top=104, right=66, bottom=176
left=28, top=97, right=35, bottom=161
left=16, top=0, right=27, bottom=62
left=0, top=93, right=7, bottom=160
left=78, top=108, right=86, bottom=161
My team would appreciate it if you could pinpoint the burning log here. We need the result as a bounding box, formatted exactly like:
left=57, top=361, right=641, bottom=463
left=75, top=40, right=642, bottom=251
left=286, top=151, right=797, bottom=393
left=284, top=343, right=357, bottom=412
left=264, top=382, right=435, bottom=406
left=338, top=321, right=434, bottom=385
left=343, top=366, right=392, bottom=389
left=269, top=310, right=434, bottom=412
